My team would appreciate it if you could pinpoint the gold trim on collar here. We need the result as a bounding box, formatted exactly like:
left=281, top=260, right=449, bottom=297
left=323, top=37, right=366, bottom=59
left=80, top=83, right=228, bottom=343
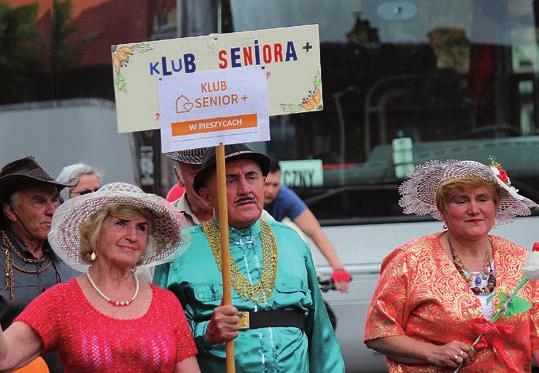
left=202, top=220, right=278, bottom=303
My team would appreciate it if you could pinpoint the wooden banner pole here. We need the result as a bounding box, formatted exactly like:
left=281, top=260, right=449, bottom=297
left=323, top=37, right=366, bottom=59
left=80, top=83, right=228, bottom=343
left=215, top=144, right=235, bottom=372
left=215, top=1, right=234, bottom=369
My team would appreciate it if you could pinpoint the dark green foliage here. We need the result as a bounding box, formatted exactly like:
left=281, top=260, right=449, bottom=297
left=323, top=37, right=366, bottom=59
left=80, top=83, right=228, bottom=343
left=0, top=2, right=40, bottom=103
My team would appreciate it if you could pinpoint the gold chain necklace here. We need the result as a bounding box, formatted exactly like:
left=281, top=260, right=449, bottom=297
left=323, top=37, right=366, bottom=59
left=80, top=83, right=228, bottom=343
left=8, top=241, right=47, bottom=264
left=1, top=230, right=53, bottom=302
left=203, top=219, right=278, bottom=304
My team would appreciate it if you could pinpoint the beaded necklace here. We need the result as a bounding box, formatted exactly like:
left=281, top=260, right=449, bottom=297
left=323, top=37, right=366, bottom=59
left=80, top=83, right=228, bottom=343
left=448, top=236, right=496, bottom=295
left=86, top=270, right=139, bottom=307
left=1, top=230, right=53, bottom=301
left=202, top=219, right=278, bottom=304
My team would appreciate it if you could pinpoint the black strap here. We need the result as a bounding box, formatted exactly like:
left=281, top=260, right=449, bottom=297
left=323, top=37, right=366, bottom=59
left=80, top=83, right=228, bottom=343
left=248, top=309, right=305, bottom=331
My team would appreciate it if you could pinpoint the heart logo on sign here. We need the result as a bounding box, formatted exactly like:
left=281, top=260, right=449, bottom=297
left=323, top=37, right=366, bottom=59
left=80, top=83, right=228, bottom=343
left=176, top=95, right=194, bottom=113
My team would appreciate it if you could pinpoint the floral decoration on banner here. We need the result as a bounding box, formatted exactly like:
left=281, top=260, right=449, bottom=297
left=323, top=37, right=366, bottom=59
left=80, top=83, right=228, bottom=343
left=112, top=43, right=153, bottom=93
left=280, top=70, right=321, bottom=113
left=488, top=155, right=511, bottom=186
left=455, top=245, right=539, bottom=372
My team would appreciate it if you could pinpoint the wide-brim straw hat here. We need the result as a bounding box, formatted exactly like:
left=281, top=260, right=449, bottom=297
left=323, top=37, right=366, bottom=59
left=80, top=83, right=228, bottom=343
left=399, top=159, right=538, bottom=224
left=48, top=182, right=184, bottom=269
left=0, top=156, right=77, bottom=203
left=193, top=144, right=270, bottom=194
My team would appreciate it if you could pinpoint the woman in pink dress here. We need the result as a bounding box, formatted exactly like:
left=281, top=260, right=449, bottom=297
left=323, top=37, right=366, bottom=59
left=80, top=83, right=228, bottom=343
left=0, top=182, right=199, bottom=373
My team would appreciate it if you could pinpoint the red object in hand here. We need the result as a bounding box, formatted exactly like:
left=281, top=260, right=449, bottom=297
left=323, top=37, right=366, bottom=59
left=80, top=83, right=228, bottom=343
left=331, top=268, right=352, bottom=283
left=533, top=242, right=539, bottom=252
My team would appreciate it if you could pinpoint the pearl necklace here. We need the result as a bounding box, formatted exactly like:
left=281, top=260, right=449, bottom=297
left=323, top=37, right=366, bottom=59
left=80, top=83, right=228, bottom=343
left=86, top=270, right=139, bottom=307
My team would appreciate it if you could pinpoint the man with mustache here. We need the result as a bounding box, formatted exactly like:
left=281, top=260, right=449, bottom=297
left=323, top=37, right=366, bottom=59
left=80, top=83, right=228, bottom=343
left=154, top=148, right=274, bottom=286
left=0, top=156, right=79, bottom=372
left=157, top=144, right=344, bottom=372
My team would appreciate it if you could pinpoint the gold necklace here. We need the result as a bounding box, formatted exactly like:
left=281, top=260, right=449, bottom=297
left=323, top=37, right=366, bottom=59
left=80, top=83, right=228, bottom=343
left=1, top=230, right=53, bottom=302
left=203, top=219, right=278, bottom=304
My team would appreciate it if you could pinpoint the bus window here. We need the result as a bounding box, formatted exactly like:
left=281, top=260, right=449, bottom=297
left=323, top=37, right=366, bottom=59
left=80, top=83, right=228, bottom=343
left=228, top=0, right=539, bottom=223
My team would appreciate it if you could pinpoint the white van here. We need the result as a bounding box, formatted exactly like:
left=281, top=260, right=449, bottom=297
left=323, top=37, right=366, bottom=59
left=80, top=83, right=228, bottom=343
left=0, top=99, right=136, bottom=184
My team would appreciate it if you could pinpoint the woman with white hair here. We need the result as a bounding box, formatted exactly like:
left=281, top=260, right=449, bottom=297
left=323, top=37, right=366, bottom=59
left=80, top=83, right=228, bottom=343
left=0, top=182, right=199, bottom=372
left=364, top=159, right=539, bottom=372
left=56, top=163, right=101, bottom=200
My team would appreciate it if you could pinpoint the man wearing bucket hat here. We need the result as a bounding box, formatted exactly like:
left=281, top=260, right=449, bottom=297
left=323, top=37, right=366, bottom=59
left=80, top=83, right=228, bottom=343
left=0, top=156, right=80, bottom=372
left=364, top=158, right=539, bottom=371
left=157, top=143, right=344, bottom=372
left=0, top=182, right=200, bottom=372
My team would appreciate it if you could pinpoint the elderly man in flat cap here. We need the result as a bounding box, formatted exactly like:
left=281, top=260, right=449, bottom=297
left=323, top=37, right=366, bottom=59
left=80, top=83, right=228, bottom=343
left=153, top=149, right=213, bottom=286
left=156, top=144, right=344, bottom=373
left=166, top=148, right=214, bottom=226
left=0, top=156, right=79, bottom=372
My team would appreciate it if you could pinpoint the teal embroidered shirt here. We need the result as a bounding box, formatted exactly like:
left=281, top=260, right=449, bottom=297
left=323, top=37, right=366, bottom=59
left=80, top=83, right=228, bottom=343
left=154, top=219, right=344, bottom=373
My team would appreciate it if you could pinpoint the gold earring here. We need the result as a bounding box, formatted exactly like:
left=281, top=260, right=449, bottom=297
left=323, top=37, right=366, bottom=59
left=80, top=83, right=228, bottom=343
left=90, top=251, right=97, bottom=261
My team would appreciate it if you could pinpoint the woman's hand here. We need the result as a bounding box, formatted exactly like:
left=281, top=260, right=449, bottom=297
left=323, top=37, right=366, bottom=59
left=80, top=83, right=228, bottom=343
left=366, top=335, right=476, bottom=367
left=426, top=340, right=474, bottom=368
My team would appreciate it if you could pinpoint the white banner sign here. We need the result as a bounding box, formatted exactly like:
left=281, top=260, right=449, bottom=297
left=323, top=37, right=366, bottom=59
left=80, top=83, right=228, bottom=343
left=158, top=67, right=269, bottom=152
left=112, top=24, right=322, bottom=133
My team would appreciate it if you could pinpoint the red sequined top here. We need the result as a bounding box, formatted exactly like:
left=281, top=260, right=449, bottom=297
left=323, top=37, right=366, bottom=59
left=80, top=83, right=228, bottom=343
left=16, top=279, right=197, bottom=372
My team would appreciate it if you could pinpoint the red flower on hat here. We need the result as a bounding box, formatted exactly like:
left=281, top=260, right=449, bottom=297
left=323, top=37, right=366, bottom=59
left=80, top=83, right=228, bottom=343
left=497, top=167, right=509, bottom=184
left=489, top=156, right=511, bottom=186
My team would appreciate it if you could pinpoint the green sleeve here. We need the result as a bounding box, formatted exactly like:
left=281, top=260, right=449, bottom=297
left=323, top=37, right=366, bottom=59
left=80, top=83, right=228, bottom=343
left=304, top=244, right=346, bottom=372
left=160, top=260, right=216, bottom=352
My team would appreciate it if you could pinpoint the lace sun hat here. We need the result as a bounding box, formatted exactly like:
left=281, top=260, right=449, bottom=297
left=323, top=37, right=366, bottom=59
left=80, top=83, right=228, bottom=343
left=49, top=182, right=185, bottom=270
left=398, top=159, right=538, bottom=224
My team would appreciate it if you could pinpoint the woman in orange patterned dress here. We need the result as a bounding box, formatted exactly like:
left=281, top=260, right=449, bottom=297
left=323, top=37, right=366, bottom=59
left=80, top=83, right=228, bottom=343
left=364, top=160, right=539, bottom=372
